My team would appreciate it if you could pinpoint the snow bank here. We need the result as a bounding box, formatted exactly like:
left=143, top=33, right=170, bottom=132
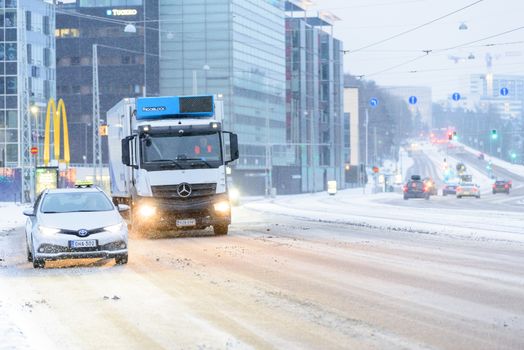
left=459, top=143, right=524, bottom=177
left=0, top=203, right=28, bottom=233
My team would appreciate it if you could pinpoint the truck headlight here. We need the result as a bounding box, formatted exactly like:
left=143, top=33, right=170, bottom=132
left=38, top=226, right=60, bottom=235
left=138, top=204, right=156, bottom=218
left=104, top=223, right=124, bottom=233
left=214, top=201, right=231, bottom=214
left=228, top=188, right=240, bottom=203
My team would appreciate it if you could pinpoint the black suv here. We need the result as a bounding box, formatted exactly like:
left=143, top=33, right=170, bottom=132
left=403, top=175, right=430, bottom=200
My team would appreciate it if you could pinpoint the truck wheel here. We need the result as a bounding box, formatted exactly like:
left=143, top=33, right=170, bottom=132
left=115, top=254, right=128, bottom=265
left=213, top=224, right=228, bottom=236
left=33, top=259, right=45, bottom=269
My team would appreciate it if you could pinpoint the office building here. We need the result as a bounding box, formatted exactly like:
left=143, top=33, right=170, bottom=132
left=285, top=1, right=344, bottom=192
left=56, top=0, right=159, bottom=164
left=0, top=0, right=55, bottom=201
left=159, top=0, right=287, bottom=195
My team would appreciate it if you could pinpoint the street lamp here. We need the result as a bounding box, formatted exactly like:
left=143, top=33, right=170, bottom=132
left=192, top=64, right=211, bottom=95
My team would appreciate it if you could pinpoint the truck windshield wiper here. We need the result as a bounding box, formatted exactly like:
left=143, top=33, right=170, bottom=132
left=179, top=158, right=214, bottom=168
left=148, top=159, right=183, bottom=169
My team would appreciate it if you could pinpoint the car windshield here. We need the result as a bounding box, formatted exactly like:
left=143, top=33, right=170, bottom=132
left=40, top=192, right=114, bottom=213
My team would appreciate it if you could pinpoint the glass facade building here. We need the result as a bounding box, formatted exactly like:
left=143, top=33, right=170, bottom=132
left=159, top=0, right=287, bottom=194
left=285, top=9, right=344, bottom=192
left=56, top=0, right=159, bottom=164
left=0, top=0, right=55, bottom=168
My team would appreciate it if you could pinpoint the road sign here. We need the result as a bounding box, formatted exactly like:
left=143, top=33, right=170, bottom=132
left=408, top=96, right=417, bottom=105
left=369, top=98, right=379, bottom=108
left=452, top=92, right=461, bottom=101
left=30, top=147, right=38, bottom=155
left=500, top=87, right=509, bottom=96
left=99, top=124, right=108, bottom=136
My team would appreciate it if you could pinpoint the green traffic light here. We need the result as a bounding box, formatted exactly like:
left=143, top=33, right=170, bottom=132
left=511, top=153, right=517, bottom=159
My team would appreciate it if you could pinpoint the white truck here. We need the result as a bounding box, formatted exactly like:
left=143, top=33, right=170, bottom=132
left=107, top=95, right=239, bottom=235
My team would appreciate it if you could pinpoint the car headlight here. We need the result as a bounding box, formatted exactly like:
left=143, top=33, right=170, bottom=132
left=104, top=223, right=124, bottom=233
left=137, top=204, right=156, bottom=218
left=38, top=226, right=60, bottom=235
left=214, top=201, right=231, bottom=213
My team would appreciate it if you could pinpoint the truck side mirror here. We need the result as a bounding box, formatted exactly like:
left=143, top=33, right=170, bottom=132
left=226, top=133, right=239, bottom=163
left=121, top=136, right=137, bottom=168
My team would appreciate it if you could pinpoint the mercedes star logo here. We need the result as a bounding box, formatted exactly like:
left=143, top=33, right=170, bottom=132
left=78, top=229, right=89, bottom=237
left=177, top=183, right=192, bottom=198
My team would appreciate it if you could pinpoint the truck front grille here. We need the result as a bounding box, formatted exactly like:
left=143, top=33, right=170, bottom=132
left=151, top=183, right=217, bottom=199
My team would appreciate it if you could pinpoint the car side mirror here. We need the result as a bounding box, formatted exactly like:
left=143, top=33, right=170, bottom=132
left=23, top=208, right=35, bottom=216
left=117, top=204, right=130, bottom=212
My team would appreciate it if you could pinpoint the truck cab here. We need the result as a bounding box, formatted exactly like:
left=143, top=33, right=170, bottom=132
left=107, top=95, right=239, bottom=235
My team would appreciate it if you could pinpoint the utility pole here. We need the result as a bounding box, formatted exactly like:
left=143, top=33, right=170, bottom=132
left=365, top=108, right=369, bottom=168
left=19, top=11, right=33, bottom=203
left=92, top=44, right=102, bottom=185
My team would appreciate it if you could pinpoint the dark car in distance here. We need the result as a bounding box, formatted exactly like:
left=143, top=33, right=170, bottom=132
left=403, top=175, right=430, bottom=200
left=493, top=180, right=511, bottom=194
left=442, top=182, right=459, bottom=196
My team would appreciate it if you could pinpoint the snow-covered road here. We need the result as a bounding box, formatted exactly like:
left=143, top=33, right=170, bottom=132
left=1, top=144, right=523, bottom=349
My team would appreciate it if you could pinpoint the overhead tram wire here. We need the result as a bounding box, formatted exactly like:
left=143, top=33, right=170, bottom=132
left=343, top=0, right=485, bottom=54
left=355, top=26, right=524, bottom=79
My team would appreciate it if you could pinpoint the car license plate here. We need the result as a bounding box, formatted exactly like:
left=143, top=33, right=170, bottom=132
left=69, top=240, right=97, bottom=248
left=463, top=191, right=470, bottom=195
left=176, top=219, right=196, bottom=227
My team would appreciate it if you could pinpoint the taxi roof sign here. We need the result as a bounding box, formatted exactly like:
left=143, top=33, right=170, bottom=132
left=75, top=180, right=94, bottom=188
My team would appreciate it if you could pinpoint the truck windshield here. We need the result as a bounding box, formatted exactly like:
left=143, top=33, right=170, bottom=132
left=141, top=132, right=222, bottom=169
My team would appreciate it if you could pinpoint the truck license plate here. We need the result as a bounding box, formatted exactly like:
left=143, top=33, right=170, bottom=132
left=176, top=219, right=196, bottom=227
left=69, top=240, right=97, bottom=248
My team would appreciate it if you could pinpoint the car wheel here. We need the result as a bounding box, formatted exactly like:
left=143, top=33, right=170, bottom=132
left=425, top=195, right=430, bottom=200
left=115, top=254, right=128, bottom=265
left=443, top=192, right=447, bottom=196
left=457, top=196, right=462, bottom=199
left=477, top=195, right=480, bottom=199
left=27, top=247, right=33, bottom=262
left=213, top=224, right=228, bottom=236
left=33, top=259, right=45, bottom=269
left=492, top=191, right=496, bottom=194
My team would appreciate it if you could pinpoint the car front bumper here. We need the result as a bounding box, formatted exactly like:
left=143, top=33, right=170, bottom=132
left=33, top=231, right=128, bottom=261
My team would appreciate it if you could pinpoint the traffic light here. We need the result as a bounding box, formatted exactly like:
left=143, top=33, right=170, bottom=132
left=453, top=131, right=458, bottom=140
left=511, top=152, right=517, bottom=160
left=448, top=131, right=453, bottom=140
left=491, top=129, right=498, bottom=140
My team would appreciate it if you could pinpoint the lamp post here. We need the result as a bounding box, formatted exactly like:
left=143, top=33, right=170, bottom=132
left=192, top=64, right=211, bottom=95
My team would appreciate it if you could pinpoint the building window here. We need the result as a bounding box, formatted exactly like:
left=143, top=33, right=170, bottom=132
left=5, top=12, right=16, bottom=27
left=27, top=44, right=32, bottom=64
left=5, top=43, right=16, bottom=61
left=71, top=56, right=81, bottom=65
left=43, top=16, right=50, bottom=35
left=55, top=28, right=80, bottom=38
left=44, top=48, right=51, bottom=67
left=6, top=77, right=16, bottom=94
left=26, top=11, right=32, bottom=31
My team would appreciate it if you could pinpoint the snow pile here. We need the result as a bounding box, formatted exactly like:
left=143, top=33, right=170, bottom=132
left=460, top=143, right=524, bottom=177
left=0, top=204, right=27, bottom=233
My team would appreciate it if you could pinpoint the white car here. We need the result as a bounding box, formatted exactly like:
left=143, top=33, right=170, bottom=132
left=456, top=182, right=481, bottom=199
left=23, top=186, right=129, bottom=268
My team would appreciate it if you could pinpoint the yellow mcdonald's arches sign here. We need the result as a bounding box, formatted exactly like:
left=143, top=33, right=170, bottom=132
left=44, top=98, right=70, bottom=166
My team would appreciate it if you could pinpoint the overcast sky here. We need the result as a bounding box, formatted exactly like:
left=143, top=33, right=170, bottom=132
left=307, top=0, right=524, bottom=100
